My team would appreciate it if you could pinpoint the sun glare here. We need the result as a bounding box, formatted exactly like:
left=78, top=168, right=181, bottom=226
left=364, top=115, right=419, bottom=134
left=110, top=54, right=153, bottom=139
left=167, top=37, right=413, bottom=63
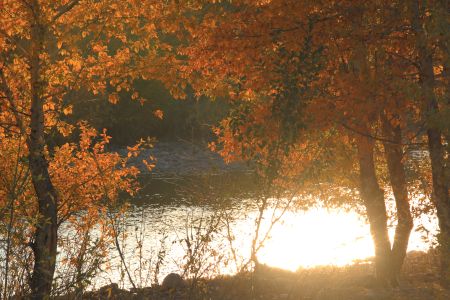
left=230, top=204, right=437, bottom=271
left=255, top=209, right=374, bottom=270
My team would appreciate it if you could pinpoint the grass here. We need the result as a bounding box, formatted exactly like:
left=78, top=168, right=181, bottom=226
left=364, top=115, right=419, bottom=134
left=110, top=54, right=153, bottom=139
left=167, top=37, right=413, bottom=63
left=60, top=250, right=449, bottom=300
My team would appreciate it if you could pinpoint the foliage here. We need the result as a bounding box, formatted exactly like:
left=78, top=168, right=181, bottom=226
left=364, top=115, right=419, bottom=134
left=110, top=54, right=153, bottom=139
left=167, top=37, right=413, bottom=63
left=0, top=0, right=448, bottom=296
left=0, top=124, right=142, bottom=296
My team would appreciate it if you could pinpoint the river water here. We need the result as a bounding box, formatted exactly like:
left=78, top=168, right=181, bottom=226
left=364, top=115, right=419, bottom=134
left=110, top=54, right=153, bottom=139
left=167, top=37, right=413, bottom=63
left=78, top=171, right=438, bottom=289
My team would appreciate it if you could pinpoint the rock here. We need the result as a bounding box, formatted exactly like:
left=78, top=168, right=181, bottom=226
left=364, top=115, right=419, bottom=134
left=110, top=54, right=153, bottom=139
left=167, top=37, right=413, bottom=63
left=99, top=283, right=119, bottom=294
left=162, top=273, right=185, bottom=290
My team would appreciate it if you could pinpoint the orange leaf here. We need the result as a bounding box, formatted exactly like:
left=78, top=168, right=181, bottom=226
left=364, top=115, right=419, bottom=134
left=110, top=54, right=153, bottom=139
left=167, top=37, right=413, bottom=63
left=154, top=109, right=164, bottom=119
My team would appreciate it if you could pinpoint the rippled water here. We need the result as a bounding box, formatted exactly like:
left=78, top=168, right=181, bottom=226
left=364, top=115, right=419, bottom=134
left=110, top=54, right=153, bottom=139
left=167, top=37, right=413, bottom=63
left=75, top=173, right=438, bottom=289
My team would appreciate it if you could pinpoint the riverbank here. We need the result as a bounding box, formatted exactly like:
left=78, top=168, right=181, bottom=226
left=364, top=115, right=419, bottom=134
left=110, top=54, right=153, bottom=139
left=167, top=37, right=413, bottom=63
left=59, top=250, right=448, bottom=300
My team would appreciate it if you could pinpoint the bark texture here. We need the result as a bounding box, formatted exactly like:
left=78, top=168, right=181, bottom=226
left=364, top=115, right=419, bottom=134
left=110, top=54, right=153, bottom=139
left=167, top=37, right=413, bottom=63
left=28, top=1, right=59, bottom=298
left=381, top=115, right=413, bottom=279
left=356, top=135, right=393, bottom=284
left=410, top=0, right=450, bottom=286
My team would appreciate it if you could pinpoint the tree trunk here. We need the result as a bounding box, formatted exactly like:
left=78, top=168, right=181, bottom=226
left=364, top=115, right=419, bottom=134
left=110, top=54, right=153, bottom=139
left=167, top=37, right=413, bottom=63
left=410, top=0, right=450, bottom=286
left=356, top=134, right=393, bottom=284
left=28, top=1, right=59, bottom=298
left=427, top=128, right=450, bottom=285
left=381, top=114, right=413, bottom=279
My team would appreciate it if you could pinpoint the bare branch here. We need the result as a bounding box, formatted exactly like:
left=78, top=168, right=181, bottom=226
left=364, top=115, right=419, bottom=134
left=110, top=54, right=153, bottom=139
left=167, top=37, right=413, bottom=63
left=0, top=29, right=30, bottom=57
left=51, top=0, right=81, bottom=23
left=339, top=121, right=426, bottom=146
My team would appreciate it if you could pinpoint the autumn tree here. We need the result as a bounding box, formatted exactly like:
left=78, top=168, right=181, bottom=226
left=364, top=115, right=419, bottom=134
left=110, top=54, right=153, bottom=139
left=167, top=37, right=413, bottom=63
left=406, top=0, right=449, bottom=285
left=0, top=124, right=143, bottom=297
left=182, top=0, right=444, bottom=285
left=0, top=0, right=186, bottom=298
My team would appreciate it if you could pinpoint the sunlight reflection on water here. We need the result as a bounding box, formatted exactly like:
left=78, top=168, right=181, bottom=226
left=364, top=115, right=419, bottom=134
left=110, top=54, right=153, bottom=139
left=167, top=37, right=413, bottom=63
left=63, top=175, right=438, bottom=289
left=256, top=207, right=435, bottom=270
left=93, top=199, right=437, bottom=288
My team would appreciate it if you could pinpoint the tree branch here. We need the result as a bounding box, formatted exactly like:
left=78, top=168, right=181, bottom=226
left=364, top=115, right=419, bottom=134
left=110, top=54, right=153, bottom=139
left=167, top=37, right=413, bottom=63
left=0, top=67, right=28, bottom=140
left=51, top=0, right=81, bottom=23
left=339, top=121, right=426, bottom=146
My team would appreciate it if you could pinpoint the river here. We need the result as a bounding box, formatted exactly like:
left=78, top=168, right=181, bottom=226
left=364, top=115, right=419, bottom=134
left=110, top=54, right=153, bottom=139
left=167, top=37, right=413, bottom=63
left=73, top=171, right=438, bottom=290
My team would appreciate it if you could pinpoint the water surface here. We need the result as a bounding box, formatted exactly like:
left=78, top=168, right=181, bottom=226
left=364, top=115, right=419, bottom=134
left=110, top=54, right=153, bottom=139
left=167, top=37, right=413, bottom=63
left=79, top=173, right=438, bottom=288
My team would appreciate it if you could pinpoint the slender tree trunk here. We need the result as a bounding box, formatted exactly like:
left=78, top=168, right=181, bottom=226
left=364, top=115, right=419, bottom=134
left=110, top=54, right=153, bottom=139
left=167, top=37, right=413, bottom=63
left=410, top=0, right=450, bottom=286
left=28, top=1, right=59, bottom=298
left=351, top=35, right=394, bottom=284
left=356, top=134, right=393, bottom=284
left=438, top=13, right=450, bottom=179
left=381, top=114, right=413, bottom=279
left=426, top=126, right=450, bottom=286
